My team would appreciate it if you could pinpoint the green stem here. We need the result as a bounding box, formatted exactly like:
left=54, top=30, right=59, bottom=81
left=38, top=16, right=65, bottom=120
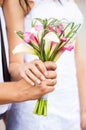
left=33, top=100, right=40, bottom=114
left=44, top=100, right=47, bottom=116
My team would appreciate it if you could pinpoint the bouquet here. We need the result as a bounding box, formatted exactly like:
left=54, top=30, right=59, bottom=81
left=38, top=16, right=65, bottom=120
left=13, top=18, right=81, bottom=116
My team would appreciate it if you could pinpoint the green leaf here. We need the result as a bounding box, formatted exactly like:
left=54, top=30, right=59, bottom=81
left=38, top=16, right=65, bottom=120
left=15, top=31, right=24, bottom=39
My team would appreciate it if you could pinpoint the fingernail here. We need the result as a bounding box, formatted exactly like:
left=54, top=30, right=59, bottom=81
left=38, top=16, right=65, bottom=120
left=44, top=71, right=48, bottom=76
left=41, top=76, right=45, bottom=81
left=31, top=82, right=35, bottom=86
left=36, top=80, right=41, bottom=84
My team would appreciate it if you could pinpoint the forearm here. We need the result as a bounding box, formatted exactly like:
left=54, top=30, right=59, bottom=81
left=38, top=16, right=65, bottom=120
left=0, top=77, right=56, bottom=104
left=0, top=80, right=35, bottom=104
left=75, top=42, right=86, bottom=112
left=0, top=81, right=20, bottom=104
left=75, top=41, right=86, bottom=129
left=3, top=0, right=25, bottom=80
left=76, top=61, right=86, bottom=112
left=76, top=57, right=86, bottom=129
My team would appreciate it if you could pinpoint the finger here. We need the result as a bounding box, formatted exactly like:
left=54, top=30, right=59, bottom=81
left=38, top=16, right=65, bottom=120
left=31, top=85, right=55, bottom=99
left=46, top=79, right=57, bottom=86
left=39, top=84, right=55, bottom=94
left=25, top=69, right=41, bottom=84
left=29, top=65, right=46, bottom=81
left=34, top=60, right=48, bottom=76
left=44, top=61, right=57, bottom=70
left=43, top=86, right=55, bottom=93
left=46, top=70, right=57, bottom=79
left=20, top=71, right=35, bottom=86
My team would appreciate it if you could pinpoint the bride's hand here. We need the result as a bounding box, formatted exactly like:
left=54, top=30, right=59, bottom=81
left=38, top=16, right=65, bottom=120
left=16, top=68, right=57, bottom=101
left=19, top=60, right=57, bottom=86
left=19, top=59, right=48, bottom=86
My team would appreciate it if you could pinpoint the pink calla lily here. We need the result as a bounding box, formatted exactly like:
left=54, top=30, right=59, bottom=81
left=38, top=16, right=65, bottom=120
left=34, top=25, right=43, bottom=31
left=62, top=45, right=74, bottom=51
left=23, top=32, right=38, bottom=46
left=23, top=32, right=31, bottom=43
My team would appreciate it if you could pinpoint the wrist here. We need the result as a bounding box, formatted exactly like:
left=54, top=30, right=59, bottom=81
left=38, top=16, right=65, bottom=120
left=11, top=79, right=32, bottom=102
left=9, top=63, right=22, bottom=81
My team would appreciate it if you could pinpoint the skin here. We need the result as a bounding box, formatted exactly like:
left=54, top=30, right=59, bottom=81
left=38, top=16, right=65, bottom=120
left=0, top=0, right=57, bottom=104
left=0, top=72, right=56, bottom=104
left=73, top=2, right=86, bottom=130
left=3, top=0, right=57, bottom=86
left=3, top=0, right=86, bottom=130
left=0, top=0, right=57, bottom=105
left=0, top=61, right=57, bottom=104
left=75, top=40, right=86, bottom=130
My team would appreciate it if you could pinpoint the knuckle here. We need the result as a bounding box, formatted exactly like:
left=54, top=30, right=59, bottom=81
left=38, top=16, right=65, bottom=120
left=50, top=79, right=57, bottom=85
left=40, top=86, right=46, bottom=92
left=29, top=64, right=34, bottom=69
left=33, top=79, right=37, bottom=83
left=25, top=70, right=30, bottom=75
left=20, top=71, right=24, bottom=77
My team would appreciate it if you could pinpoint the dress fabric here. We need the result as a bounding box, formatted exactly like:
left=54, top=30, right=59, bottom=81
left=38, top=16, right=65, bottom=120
left=6, top=0, right=83, bottom=130
left=0, top=7, right=10, bottom=115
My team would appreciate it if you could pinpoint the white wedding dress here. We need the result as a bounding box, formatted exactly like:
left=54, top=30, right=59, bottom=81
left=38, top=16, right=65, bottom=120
left=6, top=0, right=83, bottom=130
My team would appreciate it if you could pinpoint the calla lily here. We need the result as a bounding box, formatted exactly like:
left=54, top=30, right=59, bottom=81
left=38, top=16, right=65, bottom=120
left=53, top=45, right=74, bottom=62
left=53, top=49, right=65, bottom=62
left=58, top=24, right=64, bottom=29
left=43, top=32, right=60, bottom=58
left=24, top=32, right=38, bottom=45
left=47, top=25, right=63, bottom=35
left=44, top=40, right=51, bottom=58
left=56, top=29, right=63, bottom=35
left=31, top=25, right=43, bottom=36
left=43, top=32, right=60, bottom=43
left=37, top=30, right=44, bottom=43
left=61, top=37, right=67, bottom=42
left=49, top=41, right=57, bottom=57
left=34, top=25, right=43, bottom=31
left=62, top=45, right=74, bottom=51
left=23, top=32, right=31, bottom=43
left=13, top=43, right=35, bottom=55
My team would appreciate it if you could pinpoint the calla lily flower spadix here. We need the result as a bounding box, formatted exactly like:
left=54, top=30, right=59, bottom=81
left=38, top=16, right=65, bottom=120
left=13, top=18, right=81, bottom=116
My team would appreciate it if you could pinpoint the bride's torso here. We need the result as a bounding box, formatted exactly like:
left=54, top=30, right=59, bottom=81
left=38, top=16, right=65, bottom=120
left=25, top=0, right=83, bottom=27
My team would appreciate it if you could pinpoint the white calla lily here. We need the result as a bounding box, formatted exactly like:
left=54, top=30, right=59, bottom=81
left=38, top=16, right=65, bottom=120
left=12, top=43, right=35, bottom=55
left=37, top=30, right=44, bottom=43
left=44, top=40, right=51, bottom=57
left=43, top=32, right=60, bottom=43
